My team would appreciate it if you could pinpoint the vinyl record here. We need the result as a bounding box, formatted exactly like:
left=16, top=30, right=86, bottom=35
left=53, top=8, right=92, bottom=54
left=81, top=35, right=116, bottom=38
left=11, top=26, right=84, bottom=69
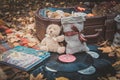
left=44, top=45, right=115, bottom=80
left=45, top=52, right=93, bottom=72
left=87, top=51, right=99, bottom=58
left=88, top=45, right=116, bottom=63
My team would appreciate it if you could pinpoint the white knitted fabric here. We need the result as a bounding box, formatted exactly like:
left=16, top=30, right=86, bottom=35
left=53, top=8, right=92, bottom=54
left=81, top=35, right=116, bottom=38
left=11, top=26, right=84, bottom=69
left=61, top=16, right=89, bottom=54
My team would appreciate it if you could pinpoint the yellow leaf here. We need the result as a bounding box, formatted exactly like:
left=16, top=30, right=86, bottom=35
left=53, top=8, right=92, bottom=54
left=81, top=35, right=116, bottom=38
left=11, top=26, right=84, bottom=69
left=30, top=73, right=46, bottom=80
left=30, top=74, right=35, bottom=80
left=55, top=77, right=69, bottom=80
left=36, top=73, right=44, bottom=80
left=98, top=46, right=113, bottom=53
left=0, top=19, right=6, bottom=25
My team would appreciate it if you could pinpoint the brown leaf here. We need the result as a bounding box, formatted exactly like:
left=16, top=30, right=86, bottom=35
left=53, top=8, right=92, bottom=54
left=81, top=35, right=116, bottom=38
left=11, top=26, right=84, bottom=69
left=0, top=19, right=6, bottom=25
left=113, top=61, right=120, bottom=66
left=30, top=73, right=46, bottom=80
left=36, top=73, right=44, bottom=80
left=0, top=33, right=4, bottom=40
left=108, top=77, right=118, bottom=80
left=116, top=73, right=120, bottom=78
left=0, top=19, right=11, bottom=29
left=0, top=68, right=7, bottom=80
left=30, top=74, right=35, bottom=80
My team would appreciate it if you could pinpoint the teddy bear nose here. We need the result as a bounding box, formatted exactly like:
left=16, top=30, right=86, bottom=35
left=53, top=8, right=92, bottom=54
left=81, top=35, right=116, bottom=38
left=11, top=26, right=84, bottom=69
left=50, top=31, right=52, bottom=33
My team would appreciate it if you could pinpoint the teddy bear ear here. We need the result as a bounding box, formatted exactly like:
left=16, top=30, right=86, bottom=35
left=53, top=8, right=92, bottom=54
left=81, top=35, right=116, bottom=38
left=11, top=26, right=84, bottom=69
left=46, top=10, right=51, bottom=15
left=46, top=10, right=50, bottom=13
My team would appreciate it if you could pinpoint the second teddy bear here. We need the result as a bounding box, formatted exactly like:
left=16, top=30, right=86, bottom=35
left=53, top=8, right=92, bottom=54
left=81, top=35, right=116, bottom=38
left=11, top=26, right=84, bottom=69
left=40, top=24, right=65, bottom=54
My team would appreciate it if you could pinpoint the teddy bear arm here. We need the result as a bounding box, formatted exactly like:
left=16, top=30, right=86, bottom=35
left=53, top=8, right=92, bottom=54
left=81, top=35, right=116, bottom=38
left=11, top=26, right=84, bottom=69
left=57, top=46, right=65, bottom=54
left=40, top=38, right=49, bottom=51
left=40, top=39, right=47, bottom=46
left=56, top=35, right=64, bottom=42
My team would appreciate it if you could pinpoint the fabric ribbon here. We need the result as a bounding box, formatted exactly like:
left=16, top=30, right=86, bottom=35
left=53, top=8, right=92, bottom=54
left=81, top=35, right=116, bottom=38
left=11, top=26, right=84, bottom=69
left=64, top=25, right=87, bottom=42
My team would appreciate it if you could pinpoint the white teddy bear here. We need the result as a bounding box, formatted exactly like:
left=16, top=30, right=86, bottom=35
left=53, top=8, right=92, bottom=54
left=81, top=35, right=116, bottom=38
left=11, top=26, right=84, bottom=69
left=40, top=24, right=65, bottom=54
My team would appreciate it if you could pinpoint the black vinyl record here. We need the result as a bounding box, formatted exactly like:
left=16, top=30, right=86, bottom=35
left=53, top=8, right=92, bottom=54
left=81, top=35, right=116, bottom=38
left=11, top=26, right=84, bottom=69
left=45, top=52, right=93, bottom=72
left=43, top=45, right=115, bottom=80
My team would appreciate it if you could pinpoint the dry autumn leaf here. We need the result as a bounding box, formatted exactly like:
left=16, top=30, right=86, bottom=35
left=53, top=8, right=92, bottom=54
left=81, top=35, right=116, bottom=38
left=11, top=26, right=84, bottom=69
left=0, top=33, right=4, bottom=40
left=116, top=73, right=120, bottom=78
left=30, top=73, right=46, bottom=80
left=0, top=19, right=6, bottom=25
left=55, top=77, right=69, bottom=80
left=98, top=46, right=113, bottom=53
left=113, top=61, right=120, bottom=66
left=108, top=77, right=118, bottom=80
left=0, top=68, right=7, bottom=80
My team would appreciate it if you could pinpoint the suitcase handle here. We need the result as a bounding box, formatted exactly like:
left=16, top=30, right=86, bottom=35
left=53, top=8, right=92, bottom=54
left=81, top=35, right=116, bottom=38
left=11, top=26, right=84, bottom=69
left=84, top=29, right=102, bottom=38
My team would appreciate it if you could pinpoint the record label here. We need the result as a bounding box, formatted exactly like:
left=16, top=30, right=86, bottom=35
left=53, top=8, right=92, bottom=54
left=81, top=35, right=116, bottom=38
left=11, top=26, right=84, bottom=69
left=58, top=54, right=76, bottom=63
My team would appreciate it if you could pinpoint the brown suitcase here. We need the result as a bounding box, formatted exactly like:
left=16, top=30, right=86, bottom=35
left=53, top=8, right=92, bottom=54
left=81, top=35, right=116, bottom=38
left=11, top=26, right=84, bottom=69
left=35, top=8, right=106, bottom=44
left=105, top=14, right=117, bottom=41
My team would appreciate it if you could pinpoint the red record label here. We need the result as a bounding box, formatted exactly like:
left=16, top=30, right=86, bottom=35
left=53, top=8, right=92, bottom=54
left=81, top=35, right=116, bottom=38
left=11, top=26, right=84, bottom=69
left=58, top=54, right=76, bottom=63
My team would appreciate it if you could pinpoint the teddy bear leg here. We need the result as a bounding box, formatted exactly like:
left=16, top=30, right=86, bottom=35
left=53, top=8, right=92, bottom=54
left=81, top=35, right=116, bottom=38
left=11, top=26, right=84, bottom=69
left=57, top=46, right=65, bottom=54
left=40, top=46, right=48, bottom=51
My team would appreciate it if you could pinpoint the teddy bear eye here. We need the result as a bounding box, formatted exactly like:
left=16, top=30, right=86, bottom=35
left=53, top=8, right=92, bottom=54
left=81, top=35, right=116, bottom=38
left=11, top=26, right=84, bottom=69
left=49, top=27, right=51, bottom=29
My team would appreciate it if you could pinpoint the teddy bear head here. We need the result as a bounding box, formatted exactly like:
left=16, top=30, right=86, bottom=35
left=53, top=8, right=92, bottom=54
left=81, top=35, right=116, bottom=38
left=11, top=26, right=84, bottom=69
left=46, top=24, right=61, bottom=37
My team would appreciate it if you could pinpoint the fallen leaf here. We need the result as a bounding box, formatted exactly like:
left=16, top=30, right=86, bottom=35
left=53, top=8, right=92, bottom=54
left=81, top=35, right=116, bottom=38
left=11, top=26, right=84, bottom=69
left=108, top=77, right=118, bottom=80
left=116, top=73, right=120, bottom=78
left=30, top=73, right=46, bottom=80
left=98, top=46, right=113, bottom=53
left=55, top=77, right=69, bottom=80
left=0, top=19, right=6, bottom=25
